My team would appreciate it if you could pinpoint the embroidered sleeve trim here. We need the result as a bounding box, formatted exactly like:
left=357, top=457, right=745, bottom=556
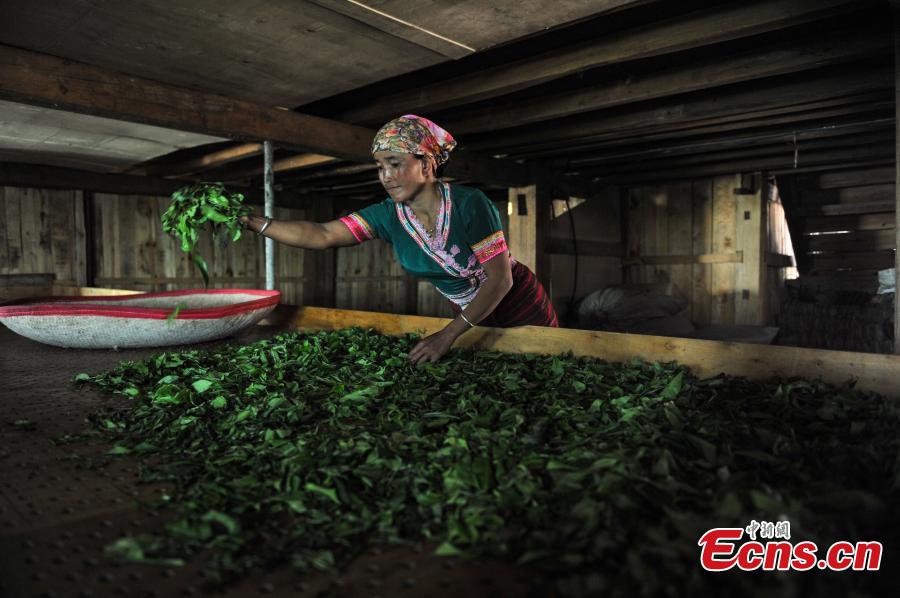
left=339, top=213, right=375, bottom=243
left=471, top=231, right=508, bottom=264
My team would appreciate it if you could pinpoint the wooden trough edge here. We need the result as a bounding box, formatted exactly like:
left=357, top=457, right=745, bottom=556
left=3, top=286, right=897, bottom=399
left=286, top=306, right=900, bottom=400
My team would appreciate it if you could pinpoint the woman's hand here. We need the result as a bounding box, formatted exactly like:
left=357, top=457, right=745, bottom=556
left=238, top=214, right=258, bottom=232
left=408, top=328, right=458, bottom=365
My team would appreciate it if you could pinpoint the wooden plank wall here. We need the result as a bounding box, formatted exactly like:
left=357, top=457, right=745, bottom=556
left=90, top=193, right=309, bottom=304
left=781, top=166, right=896, bottom=293
left=3, top=181, right=797, bottom=331
left=0, top=186, right=86, bottom=286
left=1, top=184, right=474, bottom=318
left=335, top=238, right=418, bottom=315
left=625, top=175, right=780, bottom=327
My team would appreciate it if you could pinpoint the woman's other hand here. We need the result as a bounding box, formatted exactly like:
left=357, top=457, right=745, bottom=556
left=408, top=329, right=457, bottom=364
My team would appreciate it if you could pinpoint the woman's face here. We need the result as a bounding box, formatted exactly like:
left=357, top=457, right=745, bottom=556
left=373, top=151, right=431, bottom=203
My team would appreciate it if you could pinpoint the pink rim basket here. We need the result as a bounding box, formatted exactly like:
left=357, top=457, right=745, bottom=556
left=0, top=289, right=281, bottom=349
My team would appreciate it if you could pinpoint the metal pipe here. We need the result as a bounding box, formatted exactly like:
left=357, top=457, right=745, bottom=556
left=263, top=140, right=275, bottom=291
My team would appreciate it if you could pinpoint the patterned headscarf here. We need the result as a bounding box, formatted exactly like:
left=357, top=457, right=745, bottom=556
left=371, top=114, right=457, bottom=168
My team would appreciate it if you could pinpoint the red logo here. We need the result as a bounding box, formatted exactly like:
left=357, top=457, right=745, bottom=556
left=699, top=522, right=881, bottom=572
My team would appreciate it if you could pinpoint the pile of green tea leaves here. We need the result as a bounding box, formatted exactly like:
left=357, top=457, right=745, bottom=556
left=161, top=182, right=251, bottom=287
left=77, top=329, right=900, bottom=597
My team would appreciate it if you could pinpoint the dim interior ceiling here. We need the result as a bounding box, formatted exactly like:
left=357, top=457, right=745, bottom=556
left=0, top=0, right=895, bottom=196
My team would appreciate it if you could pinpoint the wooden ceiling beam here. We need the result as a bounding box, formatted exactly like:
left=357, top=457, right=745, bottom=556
left=448, top=28, right=889, bottom=135
left=567, top=120, right=894, bottom=168
left=485, top=71, right=892, bottom=152
left=0, top=44, right=532, bottom=188
left=581, top=134, right=895, bottom=176
left=335, top=0, right=875, bottom=124
left=0, top=162, right=301, bottom=206
left=465, top=67, right=893, bottom=152
left=593, top=145, right=895, bottom=184
left=506, top=99, right=894, bottom=161
left=127, top=143, right=264, bottom=177
left=209, top=153, right=341, bottom=183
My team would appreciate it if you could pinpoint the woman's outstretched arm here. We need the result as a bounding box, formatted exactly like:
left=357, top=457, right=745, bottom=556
left=240, top=215, right=358, bottom=249
left=407, top=252, right=514, bottom=364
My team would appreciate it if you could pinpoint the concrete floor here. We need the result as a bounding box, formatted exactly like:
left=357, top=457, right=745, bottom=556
left=0, top=324, right=538, bottom=598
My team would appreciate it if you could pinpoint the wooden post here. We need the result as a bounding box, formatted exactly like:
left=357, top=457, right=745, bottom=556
left=263, top=141, right=275, bottom=291
left=894, top=3, right=900, bottom=354
left=735, top=173, right=768, bottom=325
left=535, top=176, right=553, bottom=295
left=507, top=172, right=552, bottom=293
left=507, top=185, right=537, bottom=273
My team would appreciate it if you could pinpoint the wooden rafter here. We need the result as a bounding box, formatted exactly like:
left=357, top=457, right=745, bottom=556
left=565, top=119, right=893, bottom=168
left=0, top=44, right=532, bottom=188
left=447, top=29, right=890, bottom=135
left=127, top=143, right=264, bottom=177
left=0, top=162, right=301, bottom=206
left=335, top=0, right=875, bottom=124
left=599, top=145, right=895, bottom=184
left=212, top=154, right=340, bottom=183
left=466, top=67, right=893, bottom=153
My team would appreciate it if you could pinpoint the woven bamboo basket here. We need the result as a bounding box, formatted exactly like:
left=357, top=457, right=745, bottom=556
left=0, top=289, right=281, bottom=349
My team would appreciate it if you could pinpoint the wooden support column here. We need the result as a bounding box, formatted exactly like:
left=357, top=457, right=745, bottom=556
left=734, top=174, right=768, bottom=325
left=535, top=175, right=553, bottom=295
left=507, top=186, right=537, bottom=273
left=263, top=141, right=275, bottom=291
left=507, top=176, right=552, bottom=293
left=894, top=2, right=900, bottom=355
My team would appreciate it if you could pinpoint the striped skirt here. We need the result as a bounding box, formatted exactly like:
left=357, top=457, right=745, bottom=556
left=452, top=261, right=559, bottom=328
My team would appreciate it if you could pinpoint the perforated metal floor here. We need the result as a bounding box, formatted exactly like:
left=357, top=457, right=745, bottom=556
left=0, top=325, right=541, bottom=598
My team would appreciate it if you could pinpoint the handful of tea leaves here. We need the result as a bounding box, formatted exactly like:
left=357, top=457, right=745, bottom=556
left=161, top=183, right=251, bottom=287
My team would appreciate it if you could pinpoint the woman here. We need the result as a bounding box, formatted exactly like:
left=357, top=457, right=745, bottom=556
left=241, top=114, right=558, bottom=364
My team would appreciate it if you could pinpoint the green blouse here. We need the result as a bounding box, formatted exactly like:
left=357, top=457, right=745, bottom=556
left=339, top=183, right=510, bottom=307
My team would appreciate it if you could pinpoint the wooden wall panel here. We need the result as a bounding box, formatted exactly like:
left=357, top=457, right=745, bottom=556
left=335, top=239, right=418, bottom=315
left=3, top=187, right=23, bottom=274
left=785, top=169, right=896, bottom=291
left=710, top=175, right=740, bottom=325
left=734, top=191, right=766, bottom=325
left=0, top=188, right=8, bottom=274
left=90, top=193, right=310, bottom=304
left=0, top=186, right=83, bottom=285
left=667, top=182, right=693, bottom=302
left=621, top=173, right=779, bottom=328
left=72, top=192, right=87, bottom=286
left=691, top=180, right=713, bottom=326
left=507, top=185, right=537, bottom=273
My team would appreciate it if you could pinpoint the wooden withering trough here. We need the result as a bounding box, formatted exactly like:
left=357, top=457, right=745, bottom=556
left=4, top=285, right=899, bottom=399
left=285, top=306, right=900, bottom=400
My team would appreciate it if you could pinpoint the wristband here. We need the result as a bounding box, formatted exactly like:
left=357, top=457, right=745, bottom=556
left=257, top=217, right=273, bottom=236
left=459, top=311, right=476, bottom=328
